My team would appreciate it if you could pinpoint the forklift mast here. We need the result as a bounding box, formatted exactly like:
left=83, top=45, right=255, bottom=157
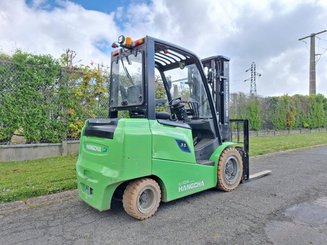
left=202, top=56, right=249, bottom=180
left=201, top=56, right=230, bottom=141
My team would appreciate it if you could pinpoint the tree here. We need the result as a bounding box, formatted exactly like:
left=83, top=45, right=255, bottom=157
left=230, top=92, right=248, bottom=119
left=307, top=94, right=325, bottom=128
left=248, top=96, right=261, bottom=130
left=0, top=50, right=109, bottom=143
left=272, top=95, right=289, bottom=130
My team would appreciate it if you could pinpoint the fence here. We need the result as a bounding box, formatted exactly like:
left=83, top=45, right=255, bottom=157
left=0, top=59, right=110, bottom=145
left=248, top=127, right=327, bottom=137
left=1, top=58, right=327, bottom=161
left=0, top=141, right=80, bottom=162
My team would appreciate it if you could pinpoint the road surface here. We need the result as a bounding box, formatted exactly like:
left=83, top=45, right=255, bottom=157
left=1, top=146, right=327, bottom=244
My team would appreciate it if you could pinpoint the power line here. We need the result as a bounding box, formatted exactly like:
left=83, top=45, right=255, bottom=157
left=298, top=30, right=327, bottom=95
left=317, top=36, right=327, bottom=42
left=316, top=36, right=327, bottom=63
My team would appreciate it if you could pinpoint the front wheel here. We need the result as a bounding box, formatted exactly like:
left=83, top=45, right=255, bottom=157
left=123, top=178, right=161, bottom=220
left=217, top=147, right=243, bottom=192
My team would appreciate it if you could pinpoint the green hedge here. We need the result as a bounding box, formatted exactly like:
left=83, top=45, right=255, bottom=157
left=231, top=93, right=327, bottom=130
left=0, top=51, right=108, bottom=143
left=1, top=50, right=326, bottom=142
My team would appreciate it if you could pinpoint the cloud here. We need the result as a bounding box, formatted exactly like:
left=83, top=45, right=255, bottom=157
left=0, top=0, right=326, bottom=96
left=222, top=2, right=327, bottom=96
left=0, top=0, right=119, bottom=65
left=119, top=0, right=327, bottom=96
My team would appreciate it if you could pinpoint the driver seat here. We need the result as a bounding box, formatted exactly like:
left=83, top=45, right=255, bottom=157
left=156, top=112, right=170, bottom=120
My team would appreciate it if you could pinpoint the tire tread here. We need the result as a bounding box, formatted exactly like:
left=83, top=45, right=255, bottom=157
left=217, top=147, right=243, bottom=192
left=123, top=178, right=161, bottom=220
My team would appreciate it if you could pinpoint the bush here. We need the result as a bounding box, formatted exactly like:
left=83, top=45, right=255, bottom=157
left=230, top=93, right=327, bottom=130
left=0, top=50, right=108, bottom=143
left=0, top=51, right=64, bottom=143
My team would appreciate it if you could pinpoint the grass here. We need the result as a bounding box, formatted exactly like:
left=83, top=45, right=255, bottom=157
left=250, top=131, right=327, bottom=156
left=1, top=131, right=327, bottom=204
left=0, top=154, right=77, bottom=203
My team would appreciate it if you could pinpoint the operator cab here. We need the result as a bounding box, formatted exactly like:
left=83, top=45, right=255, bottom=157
left=109, top=36, right=222, bottom=162
left=153, top=44, right=220, bottom=161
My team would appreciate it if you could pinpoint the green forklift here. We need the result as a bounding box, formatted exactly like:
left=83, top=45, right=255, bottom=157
left=76, top=36, right=266, bottom=220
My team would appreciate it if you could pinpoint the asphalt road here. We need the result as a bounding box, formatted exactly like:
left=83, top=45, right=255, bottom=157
left=1, top=146, right=327, bottom=245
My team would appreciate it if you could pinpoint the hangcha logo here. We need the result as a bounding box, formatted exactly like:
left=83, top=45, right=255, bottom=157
left=178, top=180, right=205, bottom=192
left=86, top=144, right=101, bottom=152
left=85, top=144, right=108, bottom=153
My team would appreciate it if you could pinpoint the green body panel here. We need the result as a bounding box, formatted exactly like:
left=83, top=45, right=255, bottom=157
left=152, top=142, right=234, bottom=201
left=152, top=159, right=215, bottom=201
left=150, top=120, right=196, bottom=163
left=76, top=118, right=234, bottom=211
left=76, top=118, right=152, bottom=211
left=209, top=142, right=235, bottom=163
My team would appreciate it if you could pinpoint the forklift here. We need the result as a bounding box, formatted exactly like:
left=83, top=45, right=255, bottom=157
left=76, top=36, right=269, bottom=220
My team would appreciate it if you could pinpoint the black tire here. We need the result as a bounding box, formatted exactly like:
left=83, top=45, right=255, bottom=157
left=217, top=147, right=243, bottom=192
left=122, top=178, right=161, bottom=220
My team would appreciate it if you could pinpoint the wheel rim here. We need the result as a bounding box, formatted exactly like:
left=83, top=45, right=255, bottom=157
left=137, top=186, right=157, bottom=214
left=224, top=156, right=240, bottom=184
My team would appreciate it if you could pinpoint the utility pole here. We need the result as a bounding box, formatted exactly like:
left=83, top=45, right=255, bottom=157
left=244, top=62, right=261, bottom=95
left=298, top=30, right=327, bottom=95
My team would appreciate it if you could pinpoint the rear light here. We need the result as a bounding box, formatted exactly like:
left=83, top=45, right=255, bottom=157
left=112, top=49, right=119, bottom=57
left=133, top=38, right=145, bottom=46
left=111, top=36, right=145, bottom=56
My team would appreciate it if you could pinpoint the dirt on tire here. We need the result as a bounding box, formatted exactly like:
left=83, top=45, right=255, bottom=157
left=122, top=178, right=161, bottom=220
left=217, top=147, right=243, bottom=192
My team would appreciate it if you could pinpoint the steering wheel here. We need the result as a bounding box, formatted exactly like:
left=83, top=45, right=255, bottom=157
left=169, top=97, right=188, bottom=121
left=169, top=97, right=182, bottom=107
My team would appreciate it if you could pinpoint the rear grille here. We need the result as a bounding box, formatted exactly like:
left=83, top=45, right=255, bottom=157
left=84, top=119, right=118, bottom=139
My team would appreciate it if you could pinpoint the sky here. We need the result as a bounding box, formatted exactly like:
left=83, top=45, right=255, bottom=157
left=0, top=0, right=327, bottom=96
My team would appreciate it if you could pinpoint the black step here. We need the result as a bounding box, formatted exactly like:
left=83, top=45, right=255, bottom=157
left=197, top=160, right=214, bottom=166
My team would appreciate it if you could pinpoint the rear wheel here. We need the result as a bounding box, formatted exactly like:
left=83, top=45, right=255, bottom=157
left=123, top=178, right=161, bottom=220
left=217, top=147, right=243, bottom=192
